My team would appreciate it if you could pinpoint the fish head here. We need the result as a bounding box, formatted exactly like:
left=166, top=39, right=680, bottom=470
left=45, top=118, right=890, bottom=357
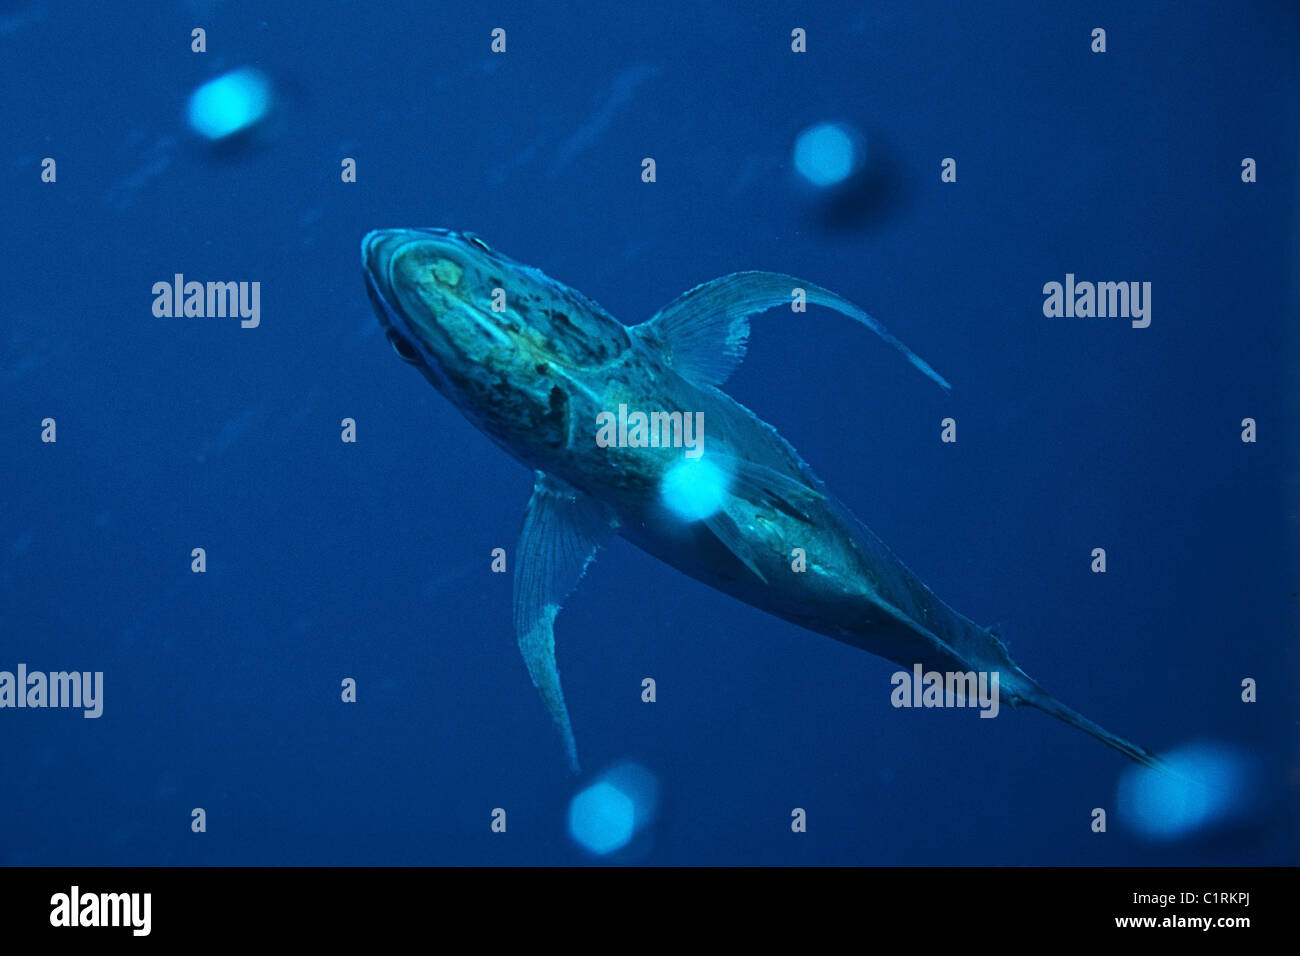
left=362, top=228, right=629, bottom=453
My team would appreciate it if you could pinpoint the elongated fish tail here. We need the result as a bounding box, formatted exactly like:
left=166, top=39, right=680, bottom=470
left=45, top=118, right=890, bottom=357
left=1006, top=671, right=1175, bottom=776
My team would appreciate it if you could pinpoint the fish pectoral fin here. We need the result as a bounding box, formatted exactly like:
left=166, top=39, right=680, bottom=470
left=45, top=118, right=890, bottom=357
left=514, top=471, right=615, bottom=774
left=631, top=271, right=950, bottom=391
left=694, top=453, right=824, bottom=583
left=725, top=454, right=825, bottom=523
left=704, top=510, right=770, bottom=585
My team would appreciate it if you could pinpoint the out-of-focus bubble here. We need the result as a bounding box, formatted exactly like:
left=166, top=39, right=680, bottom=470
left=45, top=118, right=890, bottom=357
left=1116, top=740, right=1255, bottom=840
left=793, top=121, right=863, bottom=188
left=567, top=761, right=659, bottom=856
left=186, top=68, right=272, bottom=141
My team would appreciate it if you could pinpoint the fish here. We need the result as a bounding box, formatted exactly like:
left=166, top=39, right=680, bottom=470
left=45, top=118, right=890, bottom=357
left=362, top=227, right=1166, bottom=775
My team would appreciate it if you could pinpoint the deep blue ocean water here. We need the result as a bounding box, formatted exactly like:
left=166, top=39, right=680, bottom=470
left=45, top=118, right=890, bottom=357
left=3, top=1, right=1297, bottom=865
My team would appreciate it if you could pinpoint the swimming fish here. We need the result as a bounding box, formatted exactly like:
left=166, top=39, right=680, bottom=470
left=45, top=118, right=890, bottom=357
left=362, top=227, right=1164, bottom=774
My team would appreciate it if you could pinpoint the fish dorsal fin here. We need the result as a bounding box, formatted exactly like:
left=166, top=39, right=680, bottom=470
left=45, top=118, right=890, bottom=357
left=632, top=276, right=753, bottom=385
left=632, top=271, right=951, bottom=391
left=514, top=471, right=615, bottom=774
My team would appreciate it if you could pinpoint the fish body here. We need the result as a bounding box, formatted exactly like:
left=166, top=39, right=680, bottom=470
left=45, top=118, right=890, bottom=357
left=362, top=228, right=1163, bottom=773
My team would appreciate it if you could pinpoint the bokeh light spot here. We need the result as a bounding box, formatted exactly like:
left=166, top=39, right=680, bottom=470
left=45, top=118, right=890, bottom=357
left=1116, top=740, right=1253, bottom=840
left=793, top=121, right=859, bottom=187
left=567, top=762, right=660, bottom=856
left=661, top=457, right=729, bottom=522
left=187, top=68, right=272, bottom=141
left=568, top=781, right=635, bottom=855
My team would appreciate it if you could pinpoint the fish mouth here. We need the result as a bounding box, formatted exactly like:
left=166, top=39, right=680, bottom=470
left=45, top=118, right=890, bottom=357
left=361, top=229, right=408, bottom=317
left=362, top=227, right=465, bottom=325
left=362, top=229, right=451, bottom=385
left=362, top=229, right=394, bottom=302
left=363, top=227, right=517, bottom=351
left=363, top=226, right=462, bottom=280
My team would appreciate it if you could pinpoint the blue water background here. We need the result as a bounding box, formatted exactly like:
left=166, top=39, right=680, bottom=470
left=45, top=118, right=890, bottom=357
left=2, top=0, right=1297, bottom=864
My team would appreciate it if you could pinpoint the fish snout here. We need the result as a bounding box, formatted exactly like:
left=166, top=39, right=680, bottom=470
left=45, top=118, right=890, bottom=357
left=361, top=228, right=409, bottom=289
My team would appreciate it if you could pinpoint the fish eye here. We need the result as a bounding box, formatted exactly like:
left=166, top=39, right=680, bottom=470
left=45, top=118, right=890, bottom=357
left=465, top=232, right=491, bottom=253
left=387, top=329, right=422, bottom=364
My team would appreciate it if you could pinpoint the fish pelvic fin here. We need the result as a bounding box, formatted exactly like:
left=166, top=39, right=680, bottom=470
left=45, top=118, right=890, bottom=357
left=514, top=472, right=616, bottom=773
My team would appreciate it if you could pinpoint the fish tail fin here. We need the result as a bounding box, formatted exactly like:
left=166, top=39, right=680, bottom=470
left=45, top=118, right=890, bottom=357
left=1006, top=670, right=1174, bottom=775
